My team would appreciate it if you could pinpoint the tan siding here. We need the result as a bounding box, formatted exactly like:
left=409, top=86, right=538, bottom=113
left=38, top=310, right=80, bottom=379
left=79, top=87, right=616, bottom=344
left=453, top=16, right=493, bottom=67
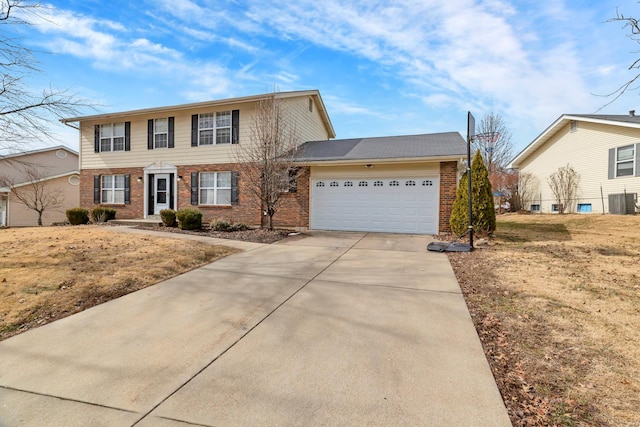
left=0, top=149, right=78, bottom=184
left=311, top=163, right=440, bottom=179
left=520, top=121, right=640, bottom=213
left=80, top=95, right=331, bottom=170
left=8, top=175, right=80, bottom=226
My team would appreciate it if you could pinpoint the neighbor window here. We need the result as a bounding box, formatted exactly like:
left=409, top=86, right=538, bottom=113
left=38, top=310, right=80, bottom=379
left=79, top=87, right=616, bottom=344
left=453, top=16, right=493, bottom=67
left=551, top=203, right=563, bottom=212
left=100, top=123, right=125, bottom=152
left=616, top=144, right=635, bottom=177
left=577, top=203, right=592, bottom=213
left=101, top=175, right=125, bottom=204
left=530, top=204, right=541, bottom=212
left=199, top=172, right=231, bottom=205
left=154, top=118, right=168, bottom=148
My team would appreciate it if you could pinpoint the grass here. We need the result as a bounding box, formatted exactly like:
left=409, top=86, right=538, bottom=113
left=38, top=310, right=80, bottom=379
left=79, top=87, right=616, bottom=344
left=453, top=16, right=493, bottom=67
left=449, top=213, right=640, bottom=426
left=0, top=226, right=239, bottom=340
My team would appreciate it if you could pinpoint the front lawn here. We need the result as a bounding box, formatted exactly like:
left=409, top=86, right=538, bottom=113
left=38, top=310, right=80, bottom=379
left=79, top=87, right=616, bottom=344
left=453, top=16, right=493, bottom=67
left=450, top=214, right=640, bottom=426
left=0, top=226, right=238, bottom=341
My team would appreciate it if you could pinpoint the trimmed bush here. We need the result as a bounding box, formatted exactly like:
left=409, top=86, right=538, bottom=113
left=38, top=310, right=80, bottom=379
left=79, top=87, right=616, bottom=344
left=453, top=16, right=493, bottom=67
left=160, top=209, right=177, bottom=227
left=176, top=208, right=203, bottom=230
left=66, top=208, right=90, bottom=225
left=450, top=150, right=496, bottom=236
left=210, top=220, right=250, bottom=232
left=90, top=207, right=116, bottom=223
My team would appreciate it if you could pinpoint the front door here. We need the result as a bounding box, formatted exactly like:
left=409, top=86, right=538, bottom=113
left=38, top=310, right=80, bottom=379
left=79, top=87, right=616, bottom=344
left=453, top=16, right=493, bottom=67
left=154, top=174, right=170, bottom=214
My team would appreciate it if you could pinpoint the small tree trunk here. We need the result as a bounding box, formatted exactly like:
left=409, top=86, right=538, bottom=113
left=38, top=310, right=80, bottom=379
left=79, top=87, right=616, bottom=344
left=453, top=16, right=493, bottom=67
left=37, top=211, right=43, bottom=226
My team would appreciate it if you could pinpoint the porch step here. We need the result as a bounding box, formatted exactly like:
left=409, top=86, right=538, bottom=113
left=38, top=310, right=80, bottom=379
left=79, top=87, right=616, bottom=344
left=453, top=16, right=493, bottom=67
left=109, top=218, right=162, bottom=227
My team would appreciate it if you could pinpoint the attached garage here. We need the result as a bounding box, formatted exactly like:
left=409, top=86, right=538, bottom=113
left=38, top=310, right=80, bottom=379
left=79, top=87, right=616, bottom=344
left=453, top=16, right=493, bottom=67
left=293, top=132, right=467, bottom=235
left=311, top=176, right=439, bottom=234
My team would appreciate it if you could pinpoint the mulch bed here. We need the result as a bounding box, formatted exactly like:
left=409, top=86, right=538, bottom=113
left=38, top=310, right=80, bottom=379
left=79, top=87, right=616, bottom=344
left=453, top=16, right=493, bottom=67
left=134, top=225, right=296, bottom=244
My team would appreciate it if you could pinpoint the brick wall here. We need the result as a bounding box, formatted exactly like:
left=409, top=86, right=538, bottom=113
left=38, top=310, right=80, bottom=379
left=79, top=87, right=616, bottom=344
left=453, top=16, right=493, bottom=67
left=439, top=161, right=458, bottom=233
left=81, top=163, right=310, bottom=228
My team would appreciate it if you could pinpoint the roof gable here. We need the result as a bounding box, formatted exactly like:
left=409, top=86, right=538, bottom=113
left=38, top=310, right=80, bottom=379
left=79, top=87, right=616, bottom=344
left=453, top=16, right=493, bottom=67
left=510, top=114, right=640, bottom=168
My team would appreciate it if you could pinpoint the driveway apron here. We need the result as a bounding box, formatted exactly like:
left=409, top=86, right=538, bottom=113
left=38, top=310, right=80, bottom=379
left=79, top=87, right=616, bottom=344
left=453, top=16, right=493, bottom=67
left=0, top=231, right=510, bottom=426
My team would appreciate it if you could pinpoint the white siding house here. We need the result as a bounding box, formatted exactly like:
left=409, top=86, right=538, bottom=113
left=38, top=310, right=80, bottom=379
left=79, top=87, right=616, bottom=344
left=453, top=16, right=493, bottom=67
left=510, top=114, right=640, bottom=214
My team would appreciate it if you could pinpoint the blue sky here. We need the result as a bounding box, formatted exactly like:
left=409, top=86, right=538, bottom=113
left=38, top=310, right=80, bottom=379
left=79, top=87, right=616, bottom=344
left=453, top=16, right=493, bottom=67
left=11, top=0, right=640, bottom=155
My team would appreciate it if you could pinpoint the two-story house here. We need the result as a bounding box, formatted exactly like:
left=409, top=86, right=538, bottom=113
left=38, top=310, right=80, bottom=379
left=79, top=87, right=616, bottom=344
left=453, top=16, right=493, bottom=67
left=0, top=146, right=80, bottom=226
left=510, top=113, right=640, bottom=214
left=62, top=90, right=465, bottom=234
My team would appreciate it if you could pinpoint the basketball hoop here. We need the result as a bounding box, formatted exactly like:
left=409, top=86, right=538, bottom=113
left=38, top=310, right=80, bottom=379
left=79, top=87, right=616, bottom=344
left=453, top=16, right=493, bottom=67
left=475, top=132, right=500, bottom=144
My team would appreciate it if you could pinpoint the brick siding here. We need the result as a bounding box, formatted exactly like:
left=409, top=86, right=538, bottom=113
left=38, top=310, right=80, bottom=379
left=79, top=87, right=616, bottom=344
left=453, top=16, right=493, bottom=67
left=81, top=163, right=310, bottom=229
left=438, top=161, right=458, bottom=233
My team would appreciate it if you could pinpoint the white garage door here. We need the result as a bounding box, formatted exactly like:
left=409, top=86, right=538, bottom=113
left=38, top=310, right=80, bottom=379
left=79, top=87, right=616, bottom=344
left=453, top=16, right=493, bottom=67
left=311, top=177, right=439, bottom=234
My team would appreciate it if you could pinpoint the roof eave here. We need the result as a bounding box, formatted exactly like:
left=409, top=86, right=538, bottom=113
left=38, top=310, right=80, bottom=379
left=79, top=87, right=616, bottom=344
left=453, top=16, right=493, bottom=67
left=295, top=155, right=465, bottom=166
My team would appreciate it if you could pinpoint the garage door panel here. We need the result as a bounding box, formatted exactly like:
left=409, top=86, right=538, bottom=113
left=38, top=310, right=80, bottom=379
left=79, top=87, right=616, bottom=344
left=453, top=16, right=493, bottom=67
left=311, top=177, right=439, bottom=234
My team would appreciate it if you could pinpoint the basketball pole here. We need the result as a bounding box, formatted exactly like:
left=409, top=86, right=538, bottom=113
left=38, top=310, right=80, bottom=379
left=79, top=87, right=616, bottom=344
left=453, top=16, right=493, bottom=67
left=467, top=112, right=474, bottom=251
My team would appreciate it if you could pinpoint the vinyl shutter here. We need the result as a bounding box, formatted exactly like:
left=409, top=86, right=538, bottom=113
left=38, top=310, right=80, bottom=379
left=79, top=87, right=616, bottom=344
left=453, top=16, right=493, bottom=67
left=124, top=174, right=131, bottom=204
left=168, top=117, right=175, bottom=148
left=93, top=175, right=100, bottom=204
left=94, top=125, right=100, bottom=153
left=232, top=110, right=239, bottom=144
left=231, top=171, right=239, bottom=205
left=124, top=122, right=131, bottom=151
left=191, top=172, right=198, bottom=205
left=147, top=119, right=154, bottom=150
left=191, top=114, right=198, bottom=147
left=636, top=143, right=640, bottom=177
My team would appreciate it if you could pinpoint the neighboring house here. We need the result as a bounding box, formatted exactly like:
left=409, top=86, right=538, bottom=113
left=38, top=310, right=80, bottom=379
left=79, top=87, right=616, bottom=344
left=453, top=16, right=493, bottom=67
left=510, top=113, right=640, bottom=214
left=61, top=90, right=465, bottom=234
left=0, top=146, right=80, bottom=226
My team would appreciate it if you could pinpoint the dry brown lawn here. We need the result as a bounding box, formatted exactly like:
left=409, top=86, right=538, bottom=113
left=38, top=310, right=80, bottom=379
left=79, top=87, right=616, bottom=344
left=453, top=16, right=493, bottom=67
left=450, top=214, right=640, bottom=426
left=0, top=226, right=238, bottom=341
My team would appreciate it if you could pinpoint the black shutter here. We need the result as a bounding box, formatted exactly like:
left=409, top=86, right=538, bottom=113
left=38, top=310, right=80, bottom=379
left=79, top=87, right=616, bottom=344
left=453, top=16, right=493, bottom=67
left=231, top=171, right=239, bottom=205
left=191, top=114, right=198, bottom=147
left=94, top=125, right=100, bottom=153
left=168, top=117, right=175, bottom=148
left=636, top=143, right=640, bottom=177
left=232, top=109, right=239, bottom=144
left=93, top=175, right=100, bottom=204
left=148, top=119, right=154, bottom=150
left=148, top=174, right=155, bottom=215
left=191, top=172, right=198, bottom=205
left=124, top=122, right=131, bottom=151
left=124, top=174, right=131, bottom=204
left=608, top=148, right=615, bottom=179
left=169, top=173, right=175, bottom=209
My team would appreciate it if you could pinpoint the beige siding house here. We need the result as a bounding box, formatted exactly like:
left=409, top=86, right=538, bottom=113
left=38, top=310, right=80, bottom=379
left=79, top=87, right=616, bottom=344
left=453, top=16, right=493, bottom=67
left=62, top=90, right=466, bottom=234
left=0, top=146, right=80, bottom=226
left=510, top=114, right=640, bottom=214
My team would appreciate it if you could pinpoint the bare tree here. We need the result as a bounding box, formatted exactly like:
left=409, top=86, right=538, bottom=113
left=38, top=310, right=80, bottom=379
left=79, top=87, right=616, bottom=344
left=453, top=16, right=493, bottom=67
left=475, top=113, right=513, bottom=174
left=235, top=94, right=300, bottom=230
left=547, top=164, right=580, bottom=214
left=0, top=163, right=64, bottom=225
left=505, top=171, right=538, bottom=211
left=1, top=0, right=92, bottom=151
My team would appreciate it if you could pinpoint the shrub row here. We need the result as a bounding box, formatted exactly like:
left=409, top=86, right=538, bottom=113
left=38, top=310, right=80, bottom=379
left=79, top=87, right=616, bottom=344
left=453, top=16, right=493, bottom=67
left=65, top=207, right=116, bottom=225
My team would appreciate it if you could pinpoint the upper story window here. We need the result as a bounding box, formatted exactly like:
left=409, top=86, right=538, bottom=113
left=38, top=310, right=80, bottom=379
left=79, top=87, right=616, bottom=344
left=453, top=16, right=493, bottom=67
left=154, top=118, right=169, bottom=148
left=94, top=122, right=130, bottom=153
left=192, top=110, right=238, bottom=146
left=100, top=123, right=125, bottom=152
left=147, top=117, right=174, bottom=150
left=616, top=144, right=635, bottom=177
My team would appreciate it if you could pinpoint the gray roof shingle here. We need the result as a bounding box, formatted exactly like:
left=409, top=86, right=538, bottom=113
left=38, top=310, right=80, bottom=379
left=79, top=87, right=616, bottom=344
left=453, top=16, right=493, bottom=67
left=293, top=132, right=466, bottom=162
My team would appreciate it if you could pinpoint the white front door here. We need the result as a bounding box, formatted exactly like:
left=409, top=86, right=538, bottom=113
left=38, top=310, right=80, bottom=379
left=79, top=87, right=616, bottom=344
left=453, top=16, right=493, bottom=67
left=154, top=174, right=170, bottom=214
left=0, top=196, right=6, bottom=226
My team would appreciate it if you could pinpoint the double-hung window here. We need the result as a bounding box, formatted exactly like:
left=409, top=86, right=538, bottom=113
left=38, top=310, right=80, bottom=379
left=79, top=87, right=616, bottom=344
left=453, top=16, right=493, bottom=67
left=154, top=118, right=168, bottom=148
left=101, top=175, right=125, bottom=204
left=616, top=145, right=635, bottom=177
left=100, top=123, right=125, bottom=152
left=199, top=172, right=231, bottom=205
left=191, top=110, right=239, bottom=146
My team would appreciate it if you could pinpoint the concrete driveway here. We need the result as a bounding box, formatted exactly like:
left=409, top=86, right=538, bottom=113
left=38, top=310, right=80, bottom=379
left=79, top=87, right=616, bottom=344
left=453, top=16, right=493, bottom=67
left=0, top=231, right=510, bottom=426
